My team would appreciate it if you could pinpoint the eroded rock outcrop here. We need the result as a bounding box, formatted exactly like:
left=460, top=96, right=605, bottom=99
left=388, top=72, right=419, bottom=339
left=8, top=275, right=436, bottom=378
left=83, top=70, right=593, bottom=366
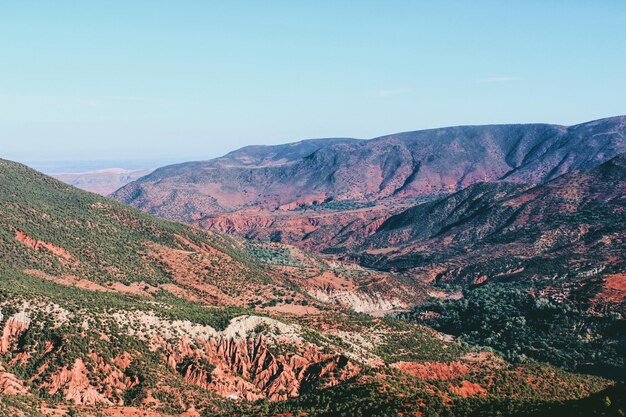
left=0, top=364, right=28, bottom=395
left=311, top=287, right=407, bottom=314
left=1, top=312, right=31, bottom=354
left=46, top=358, right=114, bottom=405
left=166, top=335, right=359, bottom=402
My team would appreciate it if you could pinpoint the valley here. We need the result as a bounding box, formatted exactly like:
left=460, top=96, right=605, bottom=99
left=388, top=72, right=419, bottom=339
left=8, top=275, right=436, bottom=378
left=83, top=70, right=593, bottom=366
left=4, top=2, right=625, bottom=415
left=0, top=117, right=625, bottom=416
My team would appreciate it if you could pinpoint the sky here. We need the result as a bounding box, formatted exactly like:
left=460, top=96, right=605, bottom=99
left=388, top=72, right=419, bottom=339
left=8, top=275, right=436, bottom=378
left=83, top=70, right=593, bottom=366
left=1, top=1, right=625, bottom=169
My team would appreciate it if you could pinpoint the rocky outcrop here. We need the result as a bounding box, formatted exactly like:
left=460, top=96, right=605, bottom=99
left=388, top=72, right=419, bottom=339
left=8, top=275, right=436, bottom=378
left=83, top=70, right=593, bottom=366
left=88, top=352, right=140, bottom=403
left=1, top=312, right=31, bottom=354
left=0, top=310, right=31, bottom=397
left=108, top=312, right=359, bottom=402
left=46, top=358, right=114, bottom=405
left=0, top=364, right=28, bottom=395
left=166, top=335, right=359, bottom=402
left=298, top=269, right=419, bottom=315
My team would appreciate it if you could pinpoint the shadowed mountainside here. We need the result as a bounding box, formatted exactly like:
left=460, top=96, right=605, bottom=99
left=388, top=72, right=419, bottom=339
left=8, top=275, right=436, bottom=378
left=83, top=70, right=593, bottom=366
left=355, top=153, right=626, bottom=290
left=359, top=154, right=626, bottom=378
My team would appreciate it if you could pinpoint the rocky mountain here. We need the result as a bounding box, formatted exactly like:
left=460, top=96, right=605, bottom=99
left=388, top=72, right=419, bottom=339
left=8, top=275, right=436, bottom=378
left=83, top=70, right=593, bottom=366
left=355, top=153, right=626, bottom=290
left=112, top=117, right=626, bottom=244
left=51, top=167, right=153, bottom=195
left=0, top=158, right=619, bottom=416
left=354, top=154, right=626, bottom=378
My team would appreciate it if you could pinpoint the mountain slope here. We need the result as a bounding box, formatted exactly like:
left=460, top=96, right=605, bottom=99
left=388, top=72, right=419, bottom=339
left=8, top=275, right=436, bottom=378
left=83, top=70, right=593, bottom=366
left=357, top=153, right=626, bottom=288
left=113, top=116, right=626, bottom=226
left=0, top=158, right=617, bottom=416
left=353, top=154, right=626, bottom=377
left=0, top=158, right=424, bottom=314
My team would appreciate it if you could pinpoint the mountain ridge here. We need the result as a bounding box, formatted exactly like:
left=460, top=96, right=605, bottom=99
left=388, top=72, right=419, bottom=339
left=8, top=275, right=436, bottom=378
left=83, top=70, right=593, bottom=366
left=112, top=116, right=626, bottom=253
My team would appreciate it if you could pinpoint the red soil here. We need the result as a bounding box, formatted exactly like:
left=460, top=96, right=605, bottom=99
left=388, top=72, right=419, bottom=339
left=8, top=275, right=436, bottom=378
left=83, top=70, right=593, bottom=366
left=593, top=273, right=626, bottom=308
left=449, top=380, right=488, bottom=397
left=14, top=230, right=77, bottom=263
left=390, top=361, right=469, bottom=380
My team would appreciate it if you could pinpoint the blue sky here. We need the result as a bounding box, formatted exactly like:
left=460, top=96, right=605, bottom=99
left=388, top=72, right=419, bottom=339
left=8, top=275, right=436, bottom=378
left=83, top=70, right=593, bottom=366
left=1, top=1, right=625, bottom=166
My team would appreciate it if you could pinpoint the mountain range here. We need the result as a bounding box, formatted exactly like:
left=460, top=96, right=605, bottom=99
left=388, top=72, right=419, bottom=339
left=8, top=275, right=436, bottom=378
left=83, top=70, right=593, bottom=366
left=51, top=168, right=154, bottom=196
left=111, top=115, right=626, bottom=379
left=112, top=116, right=626, bottom=251
left=4, top=158, right=621, bottom=416
left=0, top=115, right=625, bottom=416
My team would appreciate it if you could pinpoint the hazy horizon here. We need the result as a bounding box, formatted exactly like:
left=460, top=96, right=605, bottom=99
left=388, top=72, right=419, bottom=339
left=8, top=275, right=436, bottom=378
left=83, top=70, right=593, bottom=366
left=11, top=113, right=626, bottom=173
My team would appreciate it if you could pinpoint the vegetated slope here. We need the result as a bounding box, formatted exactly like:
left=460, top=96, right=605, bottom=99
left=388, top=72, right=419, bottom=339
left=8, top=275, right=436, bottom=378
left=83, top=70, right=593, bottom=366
left=0, top=158, right=425, bottom=315
left=51, top=167, right=154, bottom=195
left=0, top=268, right=614, bottom=416
left=360, top=154, right=626, bottom=377
left=0, top=158, right=615, bottom=416
left=357, top=153, right=626, bottom=289
left=112, top=117, right=626, bottom=243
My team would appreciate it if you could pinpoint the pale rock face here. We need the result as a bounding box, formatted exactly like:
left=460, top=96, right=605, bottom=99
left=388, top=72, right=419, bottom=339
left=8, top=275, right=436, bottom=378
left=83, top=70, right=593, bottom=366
left=109, top=312, right=303, bottom=345
left=110, top=310, right=221, bottom=341
left=220, top=315, right=303, bottom=342
left=311, top=288, right=407, bottom=314
left=323, top=329, right=384, bottom=366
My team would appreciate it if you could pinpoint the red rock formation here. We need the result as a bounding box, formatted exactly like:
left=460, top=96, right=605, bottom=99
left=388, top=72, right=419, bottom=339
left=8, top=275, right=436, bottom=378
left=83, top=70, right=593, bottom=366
left=87, top=352, right=139, bottom=403
left=0, top=364, right=28, bottom=395
left=449, top=380, right=488, bottom=397
left=1, top=312, right=31, bottom=354
left=390, top=361, right=469, bottom=380
left=166, top=335, right=359, bottom=402
left=46, top=358, right=113, bottom=405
